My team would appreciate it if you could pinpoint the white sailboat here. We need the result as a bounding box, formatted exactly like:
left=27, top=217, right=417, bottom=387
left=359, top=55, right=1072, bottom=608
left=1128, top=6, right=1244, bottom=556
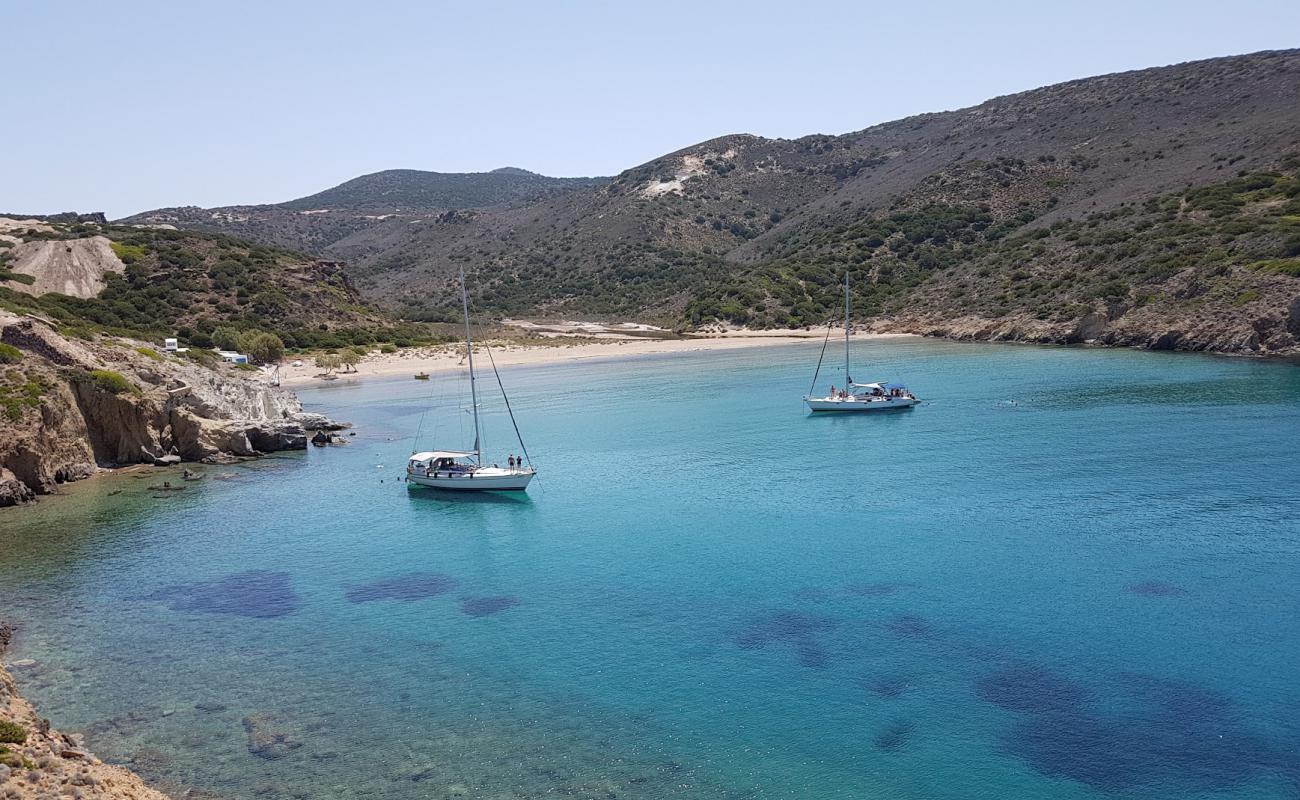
left=803, top=275, right=918, bottom=413
left=406, top=269, right=536, bottom=492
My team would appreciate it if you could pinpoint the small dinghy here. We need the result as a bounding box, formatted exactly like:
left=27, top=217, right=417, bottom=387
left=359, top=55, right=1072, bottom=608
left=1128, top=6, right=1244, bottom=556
left=414, top=372, right=430, bottom=380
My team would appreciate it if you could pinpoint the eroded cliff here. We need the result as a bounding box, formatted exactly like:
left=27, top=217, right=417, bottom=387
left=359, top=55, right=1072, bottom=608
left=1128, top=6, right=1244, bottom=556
left=0, top=312, right=336, bottom=507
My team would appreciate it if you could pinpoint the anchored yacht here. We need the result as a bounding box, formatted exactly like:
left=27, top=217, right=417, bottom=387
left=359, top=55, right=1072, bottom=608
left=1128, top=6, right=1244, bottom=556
left=803, top=275, right=919, bottom=413
left=406, top=269, right=536, bottom=492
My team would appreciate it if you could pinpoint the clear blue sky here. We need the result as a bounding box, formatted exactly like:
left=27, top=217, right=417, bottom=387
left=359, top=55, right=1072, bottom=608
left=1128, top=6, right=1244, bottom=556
left=7, top=0, right=1298, bottom=218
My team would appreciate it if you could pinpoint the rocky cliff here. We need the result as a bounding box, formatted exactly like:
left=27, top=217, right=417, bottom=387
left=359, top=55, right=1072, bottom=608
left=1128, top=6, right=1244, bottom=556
left=0, top=312, right=336, bottom=507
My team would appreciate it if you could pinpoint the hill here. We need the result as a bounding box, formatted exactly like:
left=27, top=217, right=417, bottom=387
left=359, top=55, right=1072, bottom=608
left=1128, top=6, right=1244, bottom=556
left=123, top=168, right=605, bottom=255
left=0, top=217, right=428, bottom=350
left=125, top=50, right=1300, bottom=355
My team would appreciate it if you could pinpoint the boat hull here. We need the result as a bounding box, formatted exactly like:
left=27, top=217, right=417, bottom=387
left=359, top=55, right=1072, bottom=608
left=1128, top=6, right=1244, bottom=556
left=805, top=396, right=918, bottom=413
left=407, top=469, right=535, bottom=491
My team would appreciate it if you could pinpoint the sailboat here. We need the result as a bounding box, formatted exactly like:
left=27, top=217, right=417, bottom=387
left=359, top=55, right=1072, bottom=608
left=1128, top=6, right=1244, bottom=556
left=406, top=269, right=537, bottom=492
left=803, top=274, right=918, bottom=413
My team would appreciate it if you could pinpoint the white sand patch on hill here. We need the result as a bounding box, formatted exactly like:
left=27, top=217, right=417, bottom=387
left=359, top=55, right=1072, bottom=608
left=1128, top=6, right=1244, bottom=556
left=7, top=236, right=126, bottom=298
left=0, top=217, right=55, bottom=235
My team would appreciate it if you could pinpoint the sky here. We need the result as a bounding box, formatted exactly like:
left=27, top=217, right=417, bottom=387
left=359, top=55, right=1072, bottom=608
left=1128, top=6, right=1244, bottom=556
left=6, top=0, right=1298, bottom=218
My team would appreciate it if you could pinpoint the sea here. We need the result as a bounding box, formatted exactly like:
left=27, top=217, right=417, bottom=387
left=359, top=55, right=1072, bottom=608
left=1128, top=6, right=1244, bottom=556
left=2, top=337, right=1299, bottom=799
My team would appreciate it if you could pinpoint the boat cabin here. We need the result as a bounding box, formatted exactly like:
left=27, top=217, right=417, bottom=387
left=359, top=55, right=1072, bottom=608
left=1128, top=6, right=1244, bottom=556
left=407, top=450, right=477, bottom=477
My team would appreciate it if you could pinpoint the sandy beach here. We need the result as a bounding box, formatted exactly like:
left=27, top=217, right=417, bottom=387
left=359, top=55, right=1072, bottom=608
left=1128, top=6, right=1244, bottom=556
left=279, top=331, right=920, bottom=388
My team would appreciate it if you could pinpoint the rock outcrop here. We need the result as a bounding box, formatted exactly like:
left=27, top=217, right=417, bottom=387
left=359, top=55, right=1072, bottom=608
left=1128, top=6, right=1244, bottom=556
left=0, top=627, right=171, bottom=799
left=0, top=312, right=339, bottom=507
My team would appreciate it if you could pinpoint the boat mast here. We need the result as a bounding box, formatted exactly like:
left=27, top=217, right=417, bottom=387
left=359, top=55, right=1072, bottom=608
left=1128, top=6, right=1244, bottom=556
left=844, top=273, right=851, bottom=386
left=460, top=267, right=482, bottom=464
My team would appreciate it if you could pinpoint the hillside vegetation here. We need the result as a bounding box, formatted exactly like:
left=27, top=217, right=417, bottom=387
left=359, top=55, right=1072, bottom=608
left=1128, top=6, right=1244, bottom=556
left=0, top=220, right=434, bottom=350
left=123, top=168, right=605, bottom=255
left=124, top=50, right=1300, bottom=354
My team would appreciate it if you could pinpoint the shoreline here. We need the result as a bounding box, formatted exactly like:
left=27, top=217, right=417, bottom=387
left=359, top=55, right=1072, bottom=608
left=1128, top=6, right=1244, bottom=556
left=279, top=331, right=920, bottom=388
left=1, top=625, right=171, bottom=799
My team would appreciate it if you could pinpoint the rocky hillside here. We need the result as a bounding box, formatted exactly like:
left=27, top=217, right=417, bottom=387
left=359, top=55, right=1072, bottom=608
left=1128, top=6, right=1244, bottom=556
left=116, top=50, right=1300, bottom=355
left=0, top=312, right=337, bottom=507
left=0, top=216, right=435, bottom=350
left=123, top=168, right=605, bottom=255
left=1, top=625, right=170, bottom=799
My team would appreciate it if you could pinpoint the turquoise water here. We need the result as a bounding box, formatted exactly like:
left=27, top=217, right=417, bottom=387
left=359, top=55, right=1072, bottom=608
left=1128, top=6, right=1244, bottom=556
left=3, top=338, right=1300, bottom=799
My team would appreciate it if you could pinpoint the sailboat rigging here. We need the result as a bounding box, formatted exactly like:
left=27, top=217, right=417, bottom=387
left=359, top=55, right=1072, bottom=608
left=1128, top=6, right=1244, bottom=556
left=803, top=274, right=919, bottom=413
left=406, top=269, right=537, bottom=492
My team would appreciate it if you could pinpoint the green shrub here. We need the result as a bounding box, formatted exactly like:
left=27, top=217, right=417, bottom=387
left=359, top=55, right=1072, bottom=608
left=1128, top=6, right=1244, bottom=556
left=181, top=348, right=219, bottom=367
left=0, top=343, right=21, bottom=364
left=379, top=343, right=397, bottom=354
left=0, top=719, right=27, bottom=744
left=0, top=270, right=36, bottom=286
left=134, top=346, right=163, bottom=361
left=88, top=369, right=135, bottom=394
left=1249, top=259, right=1300, bottom=277
left=109, top=241, right=147, bottom=264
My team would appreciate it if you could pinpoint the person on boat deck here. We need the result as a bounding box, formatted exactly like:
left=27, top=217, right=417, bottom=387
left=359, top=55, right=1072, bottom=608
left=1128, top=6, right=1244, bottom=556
left=508, top=455, right=516, bottom=468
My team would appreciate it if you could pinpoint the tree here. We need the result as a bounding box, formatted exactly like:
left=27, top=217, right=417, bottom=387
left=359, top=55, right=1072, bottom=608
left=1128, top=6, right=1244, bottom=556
left=212, top=325, right=241, bottom=351
left=338, top=351, right=361, bottom=373
left=316, top=354, right=341, bottom=375
left=242, top=332, right=284, bottom=365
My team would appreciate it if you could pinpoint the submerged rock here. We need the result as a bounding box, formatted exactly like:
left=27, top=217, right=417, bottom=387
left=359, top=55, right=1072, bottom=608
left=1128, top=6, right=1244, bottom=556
left=346, top=572, right=457, bottom=603
left=241, top=713, right=304, bottom=760
left=460, top=596, right=520, bottom=617
left=147, top=570, right=301, bottom=618
left=0, top=659, right=168, bottom=799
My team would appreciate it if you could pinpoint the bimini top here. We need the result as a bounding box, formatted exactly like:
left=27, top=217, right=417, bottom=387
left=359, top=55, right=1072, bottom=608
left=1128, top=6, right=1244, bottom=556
left=409, top=450, right=477, bottom=462
left=851, top=381, right=907, bottom=391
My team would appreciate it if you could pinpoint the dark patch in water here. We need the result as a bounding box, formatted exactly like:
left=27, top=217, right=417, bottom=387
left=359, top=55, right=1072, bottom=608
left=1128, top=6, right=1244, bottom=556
left=1118, top=672, right=1234, bottom=722
left=460, top=596, right=520, bottom=617
left=1005, top=707, right=1274, bottom=793
left=793, top=641, right=828, bottom=668
left=1127, top=580, right=1188, bottom=597
left=792, top=587, right=835, bottom=603
left=885, top=614, right=932, bottom=638
left=875, top=719, right=914, bottom=752
left=847, top=582, right=903, bottom=597
left=346, top=572, right=456, bottom=603
left=146, top=571, right=299, bottom=618
left=734, top=612, right=837, bottom=669
left=992, top=669, right=1287, bottom=793
left=978, top=664, right=1087, bottom=714
left=870, top=675, right=914, bottom=699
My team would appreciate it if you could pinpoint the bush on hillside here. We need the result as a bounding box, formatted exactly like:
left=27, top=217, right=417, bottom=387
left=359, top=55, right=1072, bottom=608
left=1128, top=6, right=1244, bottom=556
left=0, top=719, right=27, bottom=744
left=87, top=369, right=135, bottom=394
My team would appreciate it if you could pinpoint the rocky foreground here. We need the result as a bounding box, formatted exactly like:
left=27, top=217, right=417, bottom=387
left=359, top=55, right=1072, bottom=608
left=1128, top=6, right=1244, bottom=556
left=0, top=627, right=169, bottom=800
left=0, top=311, right=341, bottom=507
